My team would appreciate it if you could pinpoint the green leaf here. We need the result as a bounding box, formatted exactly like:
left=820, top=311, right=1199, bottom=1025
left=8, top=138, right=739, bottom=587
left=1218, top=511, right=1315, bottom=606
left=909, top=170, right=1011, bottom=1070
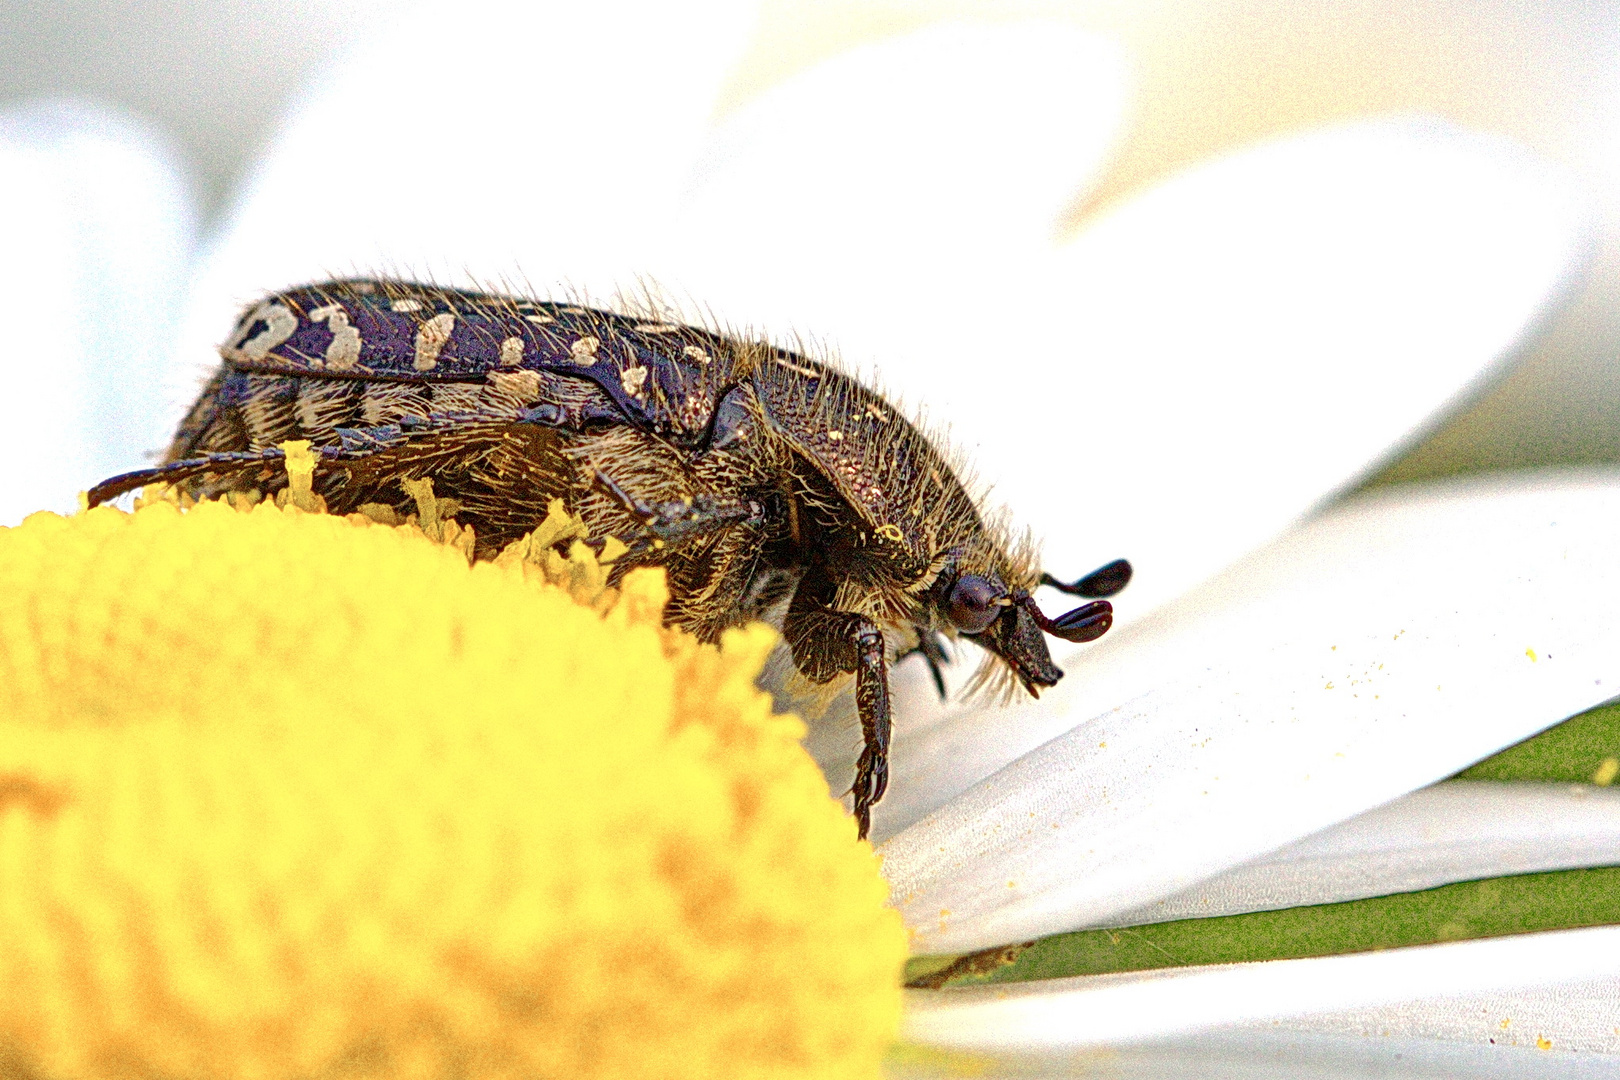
left=908, top=866, right=1620, bottom=987
left=1450, top=699, right=1620, bottom=783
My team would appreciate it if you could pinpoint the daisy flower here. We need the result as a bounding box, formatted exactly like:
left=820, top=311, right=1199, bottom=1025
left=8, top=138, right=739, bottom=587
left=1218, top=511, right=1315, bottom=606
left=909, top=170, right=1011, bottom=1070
left=0, top=492, right=905, bottom=1079
left=4, top=1, right=1620, bottom=1074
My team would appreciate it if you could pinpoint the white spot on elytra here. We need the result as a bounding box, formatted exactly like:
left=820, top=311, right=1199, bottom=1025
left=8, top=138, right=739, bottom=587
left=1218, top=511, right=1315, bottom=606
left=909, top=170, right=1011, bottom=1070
left=524, top=314, right=554, bottom=325
left=308, top=304, right=362, bottom=369
left=226, top=302, right=298, bottom=359
left=486, top=369, right=542, bottom=406
left=499, top=336, right=524, bottom=367
left=414, top=313, right=455, bottom=371
left=570, top=336, right=600, bottom=364
left=827, top=429, right=843, bottom=441
left=390, top=298, right=423, bottom=313
left=637, top=323, right=678, bottom=334
left=682, top=345, right=711, bottom=365
left=621, top=365, right=649, bottom=397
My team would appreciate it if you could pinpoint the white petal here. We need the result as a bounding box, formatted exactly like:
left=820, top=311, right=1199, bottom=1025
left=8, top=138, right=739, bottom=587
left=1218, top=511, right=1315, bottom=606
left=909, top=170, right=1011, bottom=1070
left=767, top=118, right=1588, bottom=821
left=968, top=118, right=1592, bottom=621
left=925, top=1029, right=1618, bottom=1079
left=881, top=474, right=1620, bottom=951
left=1114, top=781, right=1620, bottom=926
left=901, top=925, right=1620, bottom=1051
left=1237, top=980, right=1620, bottom=1058
left=737, top=118, right=1585, bottom=656
left=174, top=0, right=758, bottom=406
left=0, top=100, right=196, bottom=525
left=657, top=21, right=1128, bottom=337
left=928, top=1029, right=1619, bottom=1079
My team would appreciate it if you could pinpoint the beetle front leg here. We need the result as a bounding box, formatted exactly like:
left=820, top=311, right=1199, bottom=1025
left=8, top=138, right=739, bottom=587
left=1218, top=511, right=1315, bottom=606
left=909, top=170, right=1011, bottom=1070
left=849, top=619, right=892, bottom=841
left=784, top=580, right=893, bottom=840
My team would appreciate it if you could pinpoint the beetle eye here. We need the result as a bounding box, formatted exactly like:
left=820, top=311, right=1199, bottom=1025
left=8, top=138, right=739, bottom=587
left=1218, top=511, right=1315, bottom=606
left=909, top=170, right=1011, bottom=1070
left=946, top=574, right=1002, bottom=634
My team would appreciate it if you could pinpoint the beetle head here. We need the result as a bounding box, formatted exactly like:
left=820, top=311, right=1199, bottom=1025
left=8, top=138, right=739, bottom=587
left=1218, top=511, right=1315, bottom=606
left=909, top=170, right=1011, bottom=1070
left=939, top=570, right=1118, bottom=694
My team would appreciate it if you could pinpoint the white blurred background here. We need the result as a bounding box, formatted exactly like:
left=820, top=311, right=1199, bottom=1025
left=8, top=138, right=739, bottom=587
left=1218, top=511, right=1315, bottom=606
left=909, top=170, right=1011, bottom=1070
left=3, top=0, right=1620, bottom=508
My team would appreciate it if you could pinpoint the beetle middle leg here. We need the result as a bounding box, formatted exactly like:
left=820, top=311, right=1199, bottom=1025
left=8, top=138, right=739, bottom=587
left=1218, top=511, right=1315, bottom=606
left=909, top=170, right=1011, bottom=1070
left=785, top=570, right=893, bottom=840
left=591, top=468, right=763, bottom=549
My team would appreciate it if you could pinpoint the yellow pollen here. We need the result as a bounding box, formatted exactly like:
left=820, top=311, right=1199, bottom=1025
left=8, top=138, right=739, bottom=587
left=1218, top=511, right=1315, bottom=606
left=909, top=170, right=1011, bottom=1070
left=0, top=492, right=905, bottom=1080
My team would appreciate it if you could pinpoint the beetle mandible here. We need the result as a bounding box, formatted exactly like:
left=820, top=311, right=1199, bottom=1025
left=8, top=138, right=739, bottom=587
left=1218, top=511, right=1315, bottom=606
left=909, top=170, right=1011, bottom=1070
left=90, top=278, right=1130, bottom=839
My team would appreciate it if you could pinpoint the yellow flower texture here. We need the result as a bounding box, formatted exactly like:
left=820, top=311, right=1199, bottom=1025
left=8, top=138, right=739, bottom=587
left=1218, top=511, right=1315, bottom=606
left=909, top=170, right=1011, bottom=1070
left=0, top=477, right=906, bottom=1079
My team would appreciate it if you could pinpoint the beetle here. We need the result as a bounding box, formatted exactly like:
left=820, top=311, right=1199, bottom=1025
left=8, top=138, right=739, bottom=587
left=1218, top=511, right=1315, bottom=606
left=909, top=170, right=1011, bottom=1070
left=90, top=278, right=1130, bottom=839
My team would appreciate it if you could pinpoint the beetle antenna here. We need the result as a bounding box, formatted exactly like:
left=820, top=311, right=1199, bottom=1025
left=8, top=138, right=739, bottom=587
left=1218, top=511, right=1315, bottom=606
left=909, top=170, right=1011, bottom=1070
left=1022, top=596, right=1113, bottom=643
left=1042, top=558, right=1132, bottom=599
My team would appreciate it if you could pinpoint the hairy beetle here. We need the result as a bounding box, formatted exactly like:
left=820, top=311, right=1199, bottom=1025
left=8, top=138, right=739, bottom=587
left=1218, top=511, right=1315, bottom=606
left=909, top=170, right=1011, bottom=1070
left=91, top=279, right=1129, bottom=838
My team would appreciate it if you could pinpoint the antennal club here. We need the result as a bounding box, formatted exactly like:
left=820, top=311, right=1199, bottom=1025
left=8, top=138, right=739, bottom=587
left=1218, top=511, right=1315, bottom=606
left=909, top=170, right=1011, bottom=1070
left=1042, top=558, right=1132, bottom=599
left=1022, top=597, right=1113, bottom=643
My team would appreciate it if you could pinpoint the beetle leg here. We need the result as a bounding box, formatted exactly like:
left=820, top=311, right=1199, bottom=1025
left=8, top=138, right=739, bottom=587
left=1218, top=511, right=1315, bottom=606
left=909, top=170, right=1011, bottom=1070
left=590, top=467, right=763, bottom=549
left=87, top=417, right=485, bottom=508
left=917, top=629, right=951, bottom=700
left=87, top=447, right=298, bottom=507
left=783, top=575, right=893, bottom=840
left=849, top=619, right=893, bottom=840
left=895, top=628, right=950, bottom=700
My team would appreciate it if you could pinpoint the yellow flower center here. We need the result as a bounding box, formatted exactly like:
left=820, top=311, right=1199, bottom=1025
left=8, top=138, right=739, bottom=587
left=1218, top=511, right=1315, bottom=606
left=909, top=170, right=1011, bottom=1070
left=0, top=493, right=906, bottom=1079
